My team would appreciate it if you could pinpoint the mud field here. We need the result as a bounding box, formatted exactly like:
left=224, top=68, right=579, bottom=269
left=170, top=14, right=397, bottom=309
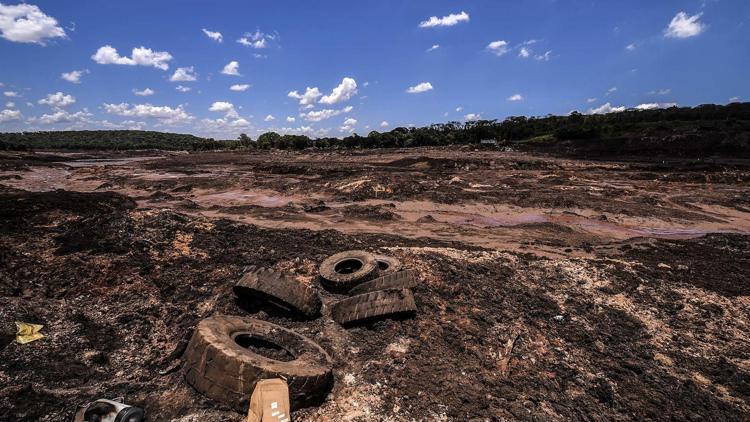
left=1, top=147, right=749, bottom=421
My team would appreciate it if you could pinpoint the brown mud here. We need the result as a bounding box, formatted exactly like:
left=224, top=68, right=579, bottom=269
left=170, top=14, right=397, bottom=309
left=1, top=147, right=749, bottom=420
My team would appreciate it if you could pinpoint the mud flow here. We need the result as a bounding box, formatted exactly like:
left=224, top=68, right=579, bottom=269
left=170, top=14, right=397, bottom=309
left=1, top=148, right=749, bottom=420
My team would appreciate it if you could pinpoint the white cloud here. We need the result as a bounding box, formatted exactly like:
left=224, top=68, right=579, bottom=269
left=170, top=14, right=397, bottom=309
left=170, top=66, right=198, bottom=82
left=626, top=43, right=636, bottom=51
left=486, top=40, right=509, bottom=56
left=534, top=50, right=552, bottom=61
left=4, top=91, right=18, bottom=97
left=380, top=121, right=389, bottom=128
left=665, top=12, right=706, bottom=39
left=406, top=82, right=433, bottom=94
left=648, top=88, right=671, bottom=95
left=92, top=45, right=173, bottom=70
left=209, top=101, right=239, bottom=118
left=286, top=116, right=295, bottom=123
left=103, top=103, right=193, bottom=124
left=464, top=113, right=481, bottom=121
left=36, top=109, right=92, bottom=125
left=301, top=105, right=353, bottom=122
left=339, top=117, right=357, bottom=133
left=230, top=84, right=250, bottom=92
left=427, top=44, right=440, bottom=52
left=730, top=96, right=740, bottom=102
left=264, top=114, right=275, bottom=122
left=288, top=87, right=322, bottom=106
left=634, top=102, right=677, bottom=110
left=587, top=98, right=597, bottom=103
left=5, top=101, right=14, bottom=108
left=38, top=91, right=75, bottom=107
left=202, top=28, right=223, bottom=43
left=518, top=47, right=530, bottom=58
left=419, top=11, right=469, bottom=28
left=237, top=29, right=274, bottom=49
left=61, top=69, right=88, bottom=84
left=455, top=106, right=463, bottom=112
left=0, top=3, right=66, bottom=44
left=507, top=94, right=523, bottom=102
left=605, top=87, right=617, bottom=96
left=221, top=60, right=240, bottom=76
left=0, top=108, right=21, bottom=122
left=320, top=77, right=358, bottom=104
left=175, top=85, right=191, bottom=92
left=133, top=88, right=155, bottom=97
left=587, top=103, right=626, bottom=114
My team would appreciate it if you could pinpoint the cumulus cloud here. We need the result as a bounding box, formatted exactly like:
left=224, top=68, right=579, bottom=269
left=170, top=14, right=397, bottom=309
left=170, top=66, right=198, bottom=82
left=587, top=103, right=626, bottom=114
left=419, top=11, right=469, bottom=28
left=406, top=82, right=433, bottom=94
left=38, top=91, right=75, bottom=107
left=133, top=88, right=155, bottom=96
left=486, top=40, right=509, bottom=56
left=4, top=91, right=18, bottom=97
left=455, top=106, right=463, bottom=112
left=209, top=101, right=239, bottom=118
left=264, top=114, right=275, bottom=122
left=202, top=28, right=223, bottom=43
left=0, top=2, right=66, bottom=44
left=0, top=108, right=21, bottom=122
left=286, top=116, right=295, bottom=123
left=626, top=43, right=636, bottom=51
left=103, top=103, right=193, bottom=124
left=237, top=29, right=276, bottom=48
left=36, top=109, right=92, bottom=125
left=605, top=87, right=617, bottom=96
left=320, top=77, right=358, bottom=104
left=665, top=12, right=706, bottom=39
left=507, top=94, right=523, bottom=102
left=380, top=121, right=389, bottom=128
left=61, top=69, right=88, bottom=84
left=230, top=84, right=250, bottom=92
left=301, top=105, right=353, bottom=122
left=634, top=102, right=677, bottom=110
left=427, top=44, right=440, bottom=52
left=587, top=98, right=597, bottom=103
left=92, top=45, right=173, bottom=70
left=288, top=87, right=322, bottom=106
left=464, top=113, right=481, bottom=121
left=221, top=60, right=240, bottom=76
left=518, top=47, right=530, bottom=58
left=5, top=101, right=14, bottom=108
left=175, top=85, right=191, bottom=92
left=534, top=50, right=552, bottom=61
left=339, top=117, right=357, bottom=133
left=730, top=96, right=740, bottom=102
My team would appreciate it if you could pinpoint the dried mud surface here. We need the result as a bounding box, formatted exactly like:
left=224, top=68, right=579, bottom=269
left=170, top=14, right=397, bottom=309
left=1, top=148, right=749, bottom=421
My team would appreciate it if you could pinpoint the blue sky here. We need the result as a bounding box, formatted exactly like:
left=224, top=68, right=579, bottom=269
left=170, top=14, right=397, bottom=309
left=0, top=0, right=747, bottom=139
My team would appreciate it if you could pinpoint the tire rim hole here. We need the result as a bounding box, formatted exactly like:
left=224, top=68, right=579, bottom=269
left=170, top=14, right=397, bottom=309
left=377, top=260, right=390, bottom=271
left=334, top=259, right=363, bottom=274
left=234, top=334, right=295, bottom=362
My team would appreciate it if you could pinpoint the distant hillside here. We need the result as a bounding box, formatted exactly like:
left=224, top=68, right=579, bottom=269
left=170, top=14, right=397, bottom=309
left=2, top=103, right=749, bottom=158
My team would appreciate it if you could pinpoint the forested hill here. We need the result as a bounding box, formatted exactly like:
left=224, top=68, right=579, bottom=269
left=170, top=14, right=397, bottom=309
left=1, top=102, right=749, bottom=158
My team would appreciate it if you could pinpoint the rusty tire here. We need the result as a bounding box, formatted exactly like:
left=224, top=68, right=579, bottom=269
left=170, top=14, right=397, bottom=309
left=349, top=269, right=419, bottom=296
left=234, top=266, right=322, bottom=318
left=318, top=250, right=378, bottom=292
left=373, top=254, right=402, bottom=276
left=183, top=315, right=333, bottom=412
left=330, top=288, right=417, bottom=326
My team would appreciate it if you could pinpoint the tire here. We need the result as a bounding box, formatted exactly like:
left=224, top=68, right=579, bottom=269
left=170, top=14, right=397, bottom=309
left=373, top=254, right=402, bottom=276
left=319, top=250, right=378, bottom=292
left=234, top=266, right=322, bottom=318
left=183, top=315, right=333, bottom=412
left=330, top=288, right=417, bottom=326
left=349, top=269, right=419, bottom=296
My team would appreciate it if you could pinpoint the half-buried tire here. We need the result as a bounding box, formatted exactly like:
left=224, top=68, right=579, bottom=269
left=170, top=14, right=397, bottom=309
left=183, top=315, right=333, bottom=412
left=319, top=250, right=378, bottom=292
left=234, top=266, right=321, bottom=318
left=348, top=269, right=419, bottom=296
left=373, top=254, right=402, bottom=276
left=331, top=288, right=417, bottom=326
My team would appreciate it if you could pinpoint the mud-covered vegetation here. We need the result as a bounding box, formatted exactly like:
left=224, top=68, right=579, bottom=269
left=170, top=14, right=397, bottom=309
left=2, top=102, right=749, bottom=158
